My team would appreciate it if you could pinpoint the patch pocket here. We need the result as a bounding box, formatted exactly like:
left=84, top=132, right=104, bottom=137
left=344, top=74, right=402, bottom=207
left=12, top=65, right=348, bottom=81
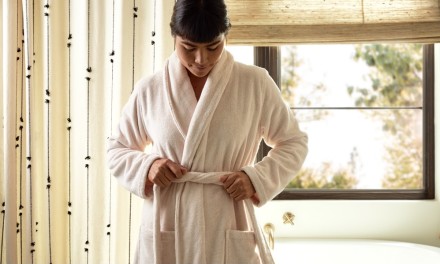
left=160, top=231, right=176, bottom=263
left=225, top=230, right=260, bottom=264
left=139, top=227, right=176, bottom=264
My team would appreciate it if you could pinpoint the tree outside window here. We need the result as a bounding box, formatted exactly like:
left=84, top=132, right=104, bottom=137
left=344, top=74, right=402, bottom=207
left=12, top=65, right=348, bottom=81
left=280, top=44, right=425, bottom=191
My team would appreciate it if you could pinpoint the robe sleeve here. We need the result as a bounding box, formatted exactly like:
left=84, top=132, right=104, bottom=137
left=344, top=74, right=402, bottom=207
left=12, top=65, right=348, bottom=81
left=107, top=82, right=160, bottom=199
left=242, top=70, right=308, bottom=207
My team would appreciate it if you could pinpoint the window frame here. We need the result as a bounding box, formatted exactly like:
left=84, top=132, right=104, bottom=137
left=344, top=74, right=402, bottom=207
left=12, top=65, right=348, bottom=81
left=254, top=44, right=435, bottom=200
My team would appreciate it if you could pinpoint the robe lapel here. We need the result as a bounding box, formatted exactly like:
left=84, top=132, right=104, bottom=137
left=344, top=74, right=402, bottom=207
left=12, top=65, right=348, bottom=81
left=164, top=52, right=198, bottom=140
left=181, top=50, right=234, bottom=168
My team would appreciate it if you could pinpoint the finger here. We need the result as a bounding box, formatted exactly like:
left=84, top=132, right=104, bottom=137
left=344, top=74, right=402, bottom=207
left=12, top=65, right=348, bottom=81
left=230, top=187, right=241, bottom=197
left=180, top=166, right=188, bottom=175
left=219, top=175, right=227, bottom=183
left=154, top=177, right=165, bottom=187
left=234, top=193, right=247, bottom=201
left=162, top=167, right=176, bottom=182
left=160, top=178, right=171, bottom=187
left=166, top=161, right=184, bottom=179
left=237, top=172, right=256, bottom=196
left=222, top=174, right=237, bottom=189
left=234, top=184, right=252, bottom=201
left=231, top=189, right=246, bottom=201
left=156, top=170, right=171, bottom=186
left=227, top=182, right=241, bottom=195
left=157, top=171, right=167, bottom=185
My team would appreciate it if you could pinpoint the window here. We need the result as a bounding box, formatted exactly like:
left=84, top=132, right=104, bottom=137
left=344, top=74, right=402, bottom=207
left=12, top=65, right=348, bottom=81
left=254, top=45, right=435, bottom=200
left=227, top=44, right=434, bottom=200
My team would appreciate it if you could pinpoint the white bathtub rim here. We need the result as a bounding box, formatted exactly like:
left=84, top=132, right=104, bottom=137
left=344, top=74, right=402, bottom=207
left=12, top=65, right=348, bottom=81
left=271, top=238, right=440, bottom=264
left=274, top=237, right=440, bottom=251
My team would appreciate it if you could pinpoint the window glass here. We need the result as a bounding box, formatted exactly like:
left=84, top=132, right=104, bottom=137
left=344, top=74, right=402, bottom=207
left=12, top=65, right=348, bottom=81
left=226, top=44, right=428, bottom=192
left=282, top=44, right=424, bottom=190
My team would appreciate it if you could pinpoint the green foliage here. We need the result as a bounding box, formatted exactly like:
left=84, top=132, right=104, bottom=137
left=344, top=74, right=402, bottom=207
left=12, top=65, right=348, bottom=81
left=382, top=122, right=423, bottom=189
left=280, top=46, right=328, bottom=123
left=287, top=148, right=359, bottom=189
left=351, top=44, right=423, bottom=109
left=281, top=46, right=300, bottom=104
left=287, top=163, right=358, bottom=189
left=349, top=44, right=423, bottom=189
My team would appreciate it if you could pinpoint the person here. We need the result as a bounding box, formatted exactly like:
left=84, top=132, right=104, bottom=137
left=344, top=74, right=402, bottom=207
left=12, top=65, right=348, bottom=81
left=107, top=0, right=308, bottom=263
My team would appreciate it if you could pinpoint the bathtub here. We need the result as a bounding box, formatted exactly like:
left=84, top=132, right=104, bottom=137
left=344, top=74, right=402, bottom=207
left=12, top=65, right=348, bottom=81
left=271, top=238, right=440, bottom=264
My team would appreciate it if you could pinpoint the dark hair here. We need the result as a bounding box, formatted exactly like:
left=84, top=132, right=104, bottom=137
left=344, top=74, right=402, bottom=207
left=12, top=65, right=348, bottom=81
left=170, top=0, right=231, bottom=43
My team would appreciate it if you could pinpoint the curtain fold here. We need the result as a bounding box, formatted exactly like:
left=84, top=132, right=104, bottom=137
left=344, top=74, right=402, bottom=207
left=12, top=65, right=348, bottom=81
left=2, top=0, right=174, bottom=263
left=3, top=0, right=18, bottom=263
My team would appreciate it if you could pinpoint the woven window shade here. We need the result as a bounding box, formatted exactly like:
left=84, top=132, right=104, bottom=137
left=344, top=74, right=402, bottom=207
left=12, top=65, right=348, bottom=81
left=225, top=0, right=440, bottom=44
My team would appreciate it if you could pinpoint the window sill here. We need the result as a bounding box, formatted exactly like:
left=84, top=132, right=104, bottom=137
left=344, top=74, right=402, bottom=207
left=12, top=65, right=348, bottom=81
left=275, top=189, right=435, bottom=200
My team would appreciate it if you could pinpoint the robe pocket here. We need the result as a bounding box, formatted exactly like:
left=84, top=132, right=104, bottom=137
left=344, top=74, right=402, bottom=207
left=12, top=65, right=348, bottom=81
left=225, top=230, right=260, bottom=264
left=140, top=227, right=176, bottom=264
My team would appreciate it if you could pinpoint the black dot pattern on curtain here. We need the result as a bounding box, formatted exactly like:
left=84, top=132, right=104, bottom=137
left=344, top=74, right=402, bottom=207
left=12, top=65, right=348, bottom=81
left=43, top=1, right=53, bottom=263
left=67, top=0, right=73, bottom=263
left=152, top=0, right=157, bottom=73
left=2, top=1, right=166, bottom=262
left=107, top=0, right=116, bottom=263
left=23, top=0, right=36, bottom=262
left=16, top=3, right=25, bottom=263
left=0, top=202, right=4, bottom=263
left=84, top=0, right=92, bottom=262
left=26, top=0, right=36, bottom=262
left=32, top=0, right=35, bottom=64
left=127, top=1, right=139, bottom=262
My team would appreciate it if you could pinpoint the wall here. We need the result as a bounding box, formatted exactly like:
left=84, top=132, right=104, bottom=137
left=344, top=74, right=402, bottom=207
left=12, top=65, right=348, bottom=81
left=256, top=43, right=440, bottom=248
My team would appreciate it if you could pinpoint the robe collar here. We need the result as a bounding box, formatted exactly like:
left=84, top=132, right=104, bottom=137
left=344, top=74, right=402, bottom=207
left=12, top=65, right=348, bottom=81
left=164, top=50, right=234, bottom=168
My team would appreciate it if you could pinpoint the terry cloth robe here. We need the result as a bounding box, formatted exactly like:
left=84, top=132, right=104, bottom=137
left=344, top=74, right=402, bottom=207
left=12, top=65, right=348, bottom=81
left=107, top=50, right=308, bottom=264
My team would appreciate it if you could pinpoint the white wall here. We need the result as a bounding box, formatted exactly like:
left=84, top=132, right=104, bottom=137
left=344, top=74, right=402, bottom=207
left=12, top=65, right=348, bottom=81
left=256, top=43, right=440, bottom=247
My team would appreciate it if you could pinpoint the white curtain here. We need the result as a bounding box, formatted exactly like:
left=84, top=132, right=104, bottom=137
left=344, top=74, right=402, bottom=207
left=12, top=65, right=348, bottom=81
left=1, top=0, right=174, bottom=263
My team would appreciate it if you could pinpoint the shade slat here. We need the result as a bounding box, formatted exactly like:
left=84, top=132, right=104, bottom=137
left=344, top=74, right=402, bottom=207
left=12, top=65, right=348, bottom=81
left=364, top=0, right=440, bottom=23
left=227, top=0, right=363, bottom=25
left=227, top=22, right=440, bottom=45
left=225, top=0, right=440, bottom=44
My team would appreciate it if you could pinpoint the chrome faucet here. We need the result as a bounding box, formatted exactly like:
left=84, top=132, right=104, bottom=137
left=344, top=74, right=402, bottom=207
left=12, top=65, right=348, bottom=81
left=263, top=212, right=295, bottom=250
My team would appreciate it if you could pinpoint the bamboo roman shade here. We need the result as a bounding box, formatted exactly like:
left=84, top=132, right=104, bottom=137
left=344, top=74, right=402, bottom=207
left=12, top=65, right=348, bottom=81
left=225, top=0, right=440, bottom=44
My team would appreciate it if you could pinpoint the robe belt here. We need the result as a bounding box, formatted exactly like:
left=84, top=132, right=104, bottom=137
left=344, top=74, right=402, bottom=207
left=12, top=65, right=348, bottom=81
left=152, top=172, right=275, bottom=264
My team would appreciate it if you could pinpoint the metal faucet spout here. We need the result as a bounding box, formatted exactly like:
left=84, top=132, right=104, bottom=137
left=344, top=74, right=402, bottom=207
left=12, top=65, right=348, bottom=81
left=263, top=223, right=275, bottom=250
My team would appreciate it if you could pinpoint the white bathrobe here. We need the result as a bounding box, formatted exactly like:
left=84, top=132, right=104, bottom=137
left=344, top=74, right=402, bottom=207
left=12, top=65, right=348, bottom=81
left=107, top=50, right=308, bottom=264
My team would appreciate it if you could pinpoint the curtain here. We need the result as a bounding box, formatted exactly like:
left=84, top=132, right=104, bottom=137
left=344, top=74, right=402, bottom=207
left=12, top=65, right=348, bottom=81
left=225, top=0, right=440, bottom=44
left=1, top=0, right=174, bottom=263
